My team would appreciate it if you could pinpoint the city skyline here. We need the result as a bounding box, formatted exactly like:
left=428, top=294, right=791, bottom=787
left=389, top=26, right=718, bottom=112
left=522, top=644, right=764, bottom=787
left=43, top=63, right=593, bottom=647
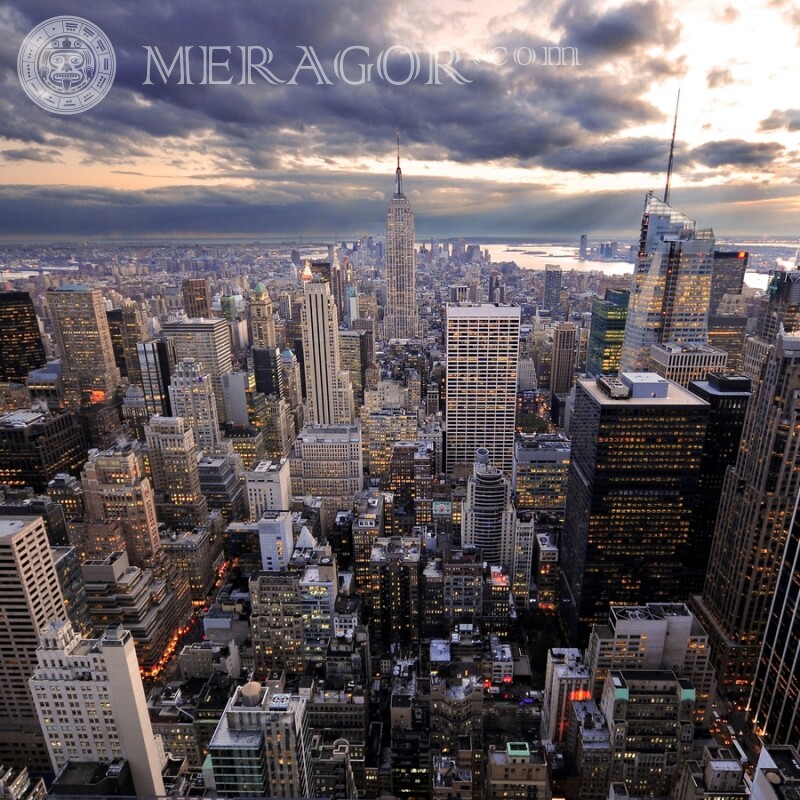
left=0, top=1, right=798, bottom=240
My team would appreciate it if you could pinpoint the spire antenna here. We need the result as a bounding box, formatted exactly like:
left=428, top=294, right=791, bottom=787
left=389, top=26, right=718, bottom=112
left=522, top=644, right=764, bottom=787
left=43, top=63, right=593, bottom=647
left=395, top=131, right=402, bottom=196
left=664, top=89, right=680, bottom=206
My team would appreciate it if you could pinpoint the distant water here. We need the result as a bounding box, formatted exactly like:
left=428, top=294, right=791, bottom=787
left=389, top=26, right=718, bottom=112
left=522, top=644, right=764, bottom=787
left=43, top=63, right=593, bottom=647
left=484, top=243, right=633, bottom=275
left=483, top=243, right=769, bottom=293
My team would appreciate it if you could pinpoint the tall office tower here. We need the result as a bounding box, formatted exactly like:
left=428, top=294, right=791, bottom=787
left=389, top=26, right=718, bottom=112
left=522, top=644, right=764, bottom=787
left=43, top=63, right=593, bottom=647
left=145, top=416, right=208, bottom=529
left=0, top=517, right=65, bottom=770
left=695, top=334, right=800, bottom=702
left=46, top=285, right=121, bottom=408
left=301, top=277, right=355, bottom=425
left=513, top=510, right=536, bottom=608
left=168, top=358, right=221, bottom=452
left=182, top=277, right=212, bottom=318
left=579, top=234, right=588, bottom=259
left=81, top=442, right=161, bottom=568
left=586, top=603, right=715, bottom=727
left=544, top=264, right=563, bottom=319
left=620, top=194, right=715, bottom=372
left=562, top=373, right=708, bottom=644
left=160, top=317, right=232, bottom=423
left=253, top=346, right=284, bottom=399
left=137, top=338, right=176, bottom=417
left=513, top=432, right=571, bottom=516
left=685, top=373, right=751, bottom=594
left=249, top=282, right=276, bottom=348
left=461, top=448, right=515, bottom=569
left=550, top=322, right=578, bottom=396
left=543, top=648, right=592, bottom=744
left=384, top=140, right=418, bottom=341
left=245, top=458, right=291, bottom=520
left=106, top=301, right=147, bottom=384
left=0, top=410, right=87, bottom=493
left=30, top=621, right=166, bottom=797
left=209, top=682, right=312, bottom=798
left=339, top=329, right=371, bottom=406
left=586, top=289, right=630, bottom=376
left=710, top=250, right=748, bottom=315
left=0, top=291, right=46, bottom=382
left=649, top=342, right=728, bottom=387
left=445, top=303, right=520, bottom=475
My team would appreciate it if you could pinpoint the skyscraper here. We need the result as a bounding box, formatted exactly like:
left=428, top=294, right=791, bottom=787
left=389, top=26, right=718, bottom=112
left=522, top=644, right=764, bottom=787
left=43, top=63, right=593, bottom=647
left=249, top=282, right=276, bottom=349
left=301, top=277, right=355, bottom=426
left=620, top=195, right=715, bottom=372
left=182, top=277, right=212, bottom=319
left=160, top=317, right=232, bottom=423
left=709, top=250, right=748, bottom=316
left=46, top=285, right=121, bottom=408
left=544, top=264, right=563, bottom=320
left=168, top=357, right=221, bottom=452
left=0, top=291, right=46, bottom=383
left=562, top=373, right=708, bottom=644
left=145, top=416, right=208, bottom=529
left=30, top=621, right=166, bottom=797
left=384, top=138, right=418, bottom=341
left=0, top=516, right=65, bottom=770
left=81, top=442, right=161, bottom=569
left=445, top=303, right=520, bottom=474
left=106, top=301, right=147, bottom=384
left=137, top=338, right=176, bottom=417
left=586, top=289, right=630, bottom=377
left=550, top=322, right=578, bottom=396
left=461, top=448, right=515, bottom=570
left=694, top=334, right=800, bottom=701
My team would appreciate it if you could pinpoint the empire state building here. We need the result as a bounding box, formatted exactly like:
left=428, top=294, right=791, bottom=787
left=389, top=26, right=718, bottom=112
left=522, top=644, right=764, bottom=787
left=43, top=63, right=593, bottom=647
left=384, top=136, right=418, bottom=341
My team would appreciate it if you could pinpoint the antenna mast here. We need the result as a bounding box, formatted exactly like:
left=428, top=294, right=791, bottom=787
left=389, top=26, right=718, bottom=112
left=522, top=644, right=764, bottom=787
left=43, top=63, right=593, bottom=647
left=395, top=131, right=402, bottom=196
left=664, top=89, right=680, bottom=205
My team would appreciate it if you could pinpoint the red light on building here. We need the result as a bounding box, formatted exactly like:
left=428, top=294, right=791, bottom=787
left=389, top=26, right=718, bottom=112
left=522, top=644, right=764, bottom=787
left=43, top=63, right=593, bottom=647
left=738, top=252, right=747, bottom=259
left=569, top=689, right=592, bottom=702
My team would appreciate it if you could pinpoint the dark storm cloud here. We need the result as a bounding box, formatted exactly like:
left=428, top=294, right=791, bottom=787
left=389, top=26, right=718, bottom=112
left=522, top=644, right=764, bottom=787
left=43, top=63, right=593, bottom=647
left=0, top=0, right=682, bottom=171
left=759, top=109, right=800, bottom=132
left=689, top=139, right=785, bottom=169
left=540, top=137, right=672, bottom=173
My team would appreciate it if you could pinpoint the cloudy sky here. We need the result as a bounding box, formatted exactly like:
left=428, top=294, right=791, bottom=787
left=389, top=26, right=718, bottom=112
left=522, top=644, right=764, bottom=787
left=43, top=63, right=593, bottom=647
left=0, top=0, right=798, bottom=240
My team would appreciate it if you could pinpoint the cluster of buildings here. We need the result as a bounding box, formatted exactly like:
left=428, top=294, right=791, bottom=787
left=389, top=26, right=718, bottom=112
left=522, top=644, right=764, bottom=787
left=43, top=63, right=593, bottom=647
left=0, top=153, right=799, bottom=800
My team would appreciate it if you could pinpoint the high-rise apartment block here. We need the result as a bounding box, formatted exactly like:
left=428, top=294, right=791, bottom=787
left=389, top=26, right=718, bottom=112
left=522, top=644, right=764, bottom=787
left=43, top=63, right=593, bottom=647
left=46, top=285, right=121, bottom=408
left=445, top=303, right=520, bottom=474
left=562, top=373, right=708, bottom=643
left=245, top=458, right=291, bottom=519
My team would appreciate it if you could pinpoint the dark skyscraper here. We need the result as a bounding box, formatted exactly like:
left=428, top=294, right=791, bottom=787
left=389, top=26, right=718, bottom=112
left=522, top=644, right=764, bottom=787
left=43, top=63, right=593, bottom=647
left=586, top=289, right=630, bottom=377
left=544, top=264, right=563, bottom=319
left=0, top=291, right=46, bottom=383
left=685, top=372, right=751, bottom=595
left=182, top=278, right=212, bottom=319
left=561, top=373, right=708, bottom=644
left=710, top=250, right=748, bottom=315
left=694, top=334, right=800, bottom=702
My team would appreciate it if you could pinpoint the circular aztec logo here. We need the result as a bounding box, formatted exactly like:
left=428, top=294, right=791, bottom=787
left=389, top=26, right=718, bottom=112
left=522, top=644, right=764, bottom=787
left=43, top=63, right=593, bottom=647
left=17, top=16, right=116, bottom=115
